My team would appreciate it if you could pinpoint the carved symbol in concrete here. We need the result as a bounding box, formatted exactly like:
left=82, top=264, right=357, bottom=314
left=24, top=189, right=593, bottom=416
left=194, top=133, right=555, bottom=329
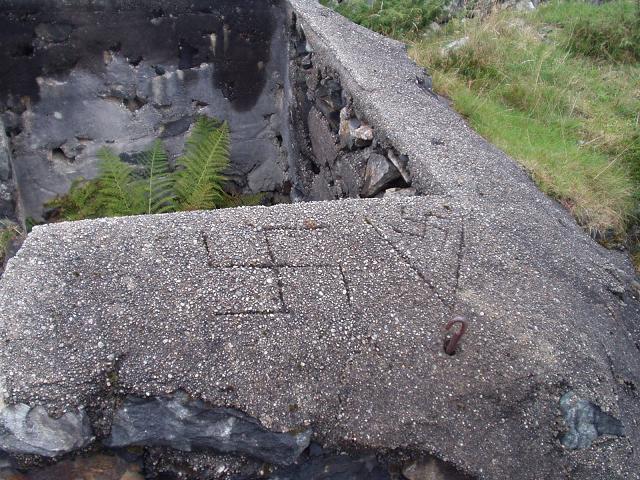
left=202, top=208, right=463, bottom=317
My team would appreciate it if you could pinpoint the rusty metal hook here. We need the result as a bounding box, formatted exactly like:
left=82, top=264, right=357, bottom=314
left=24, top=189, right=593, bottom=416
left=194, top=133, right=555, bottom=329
left=444, top=316, right=467, bottom=355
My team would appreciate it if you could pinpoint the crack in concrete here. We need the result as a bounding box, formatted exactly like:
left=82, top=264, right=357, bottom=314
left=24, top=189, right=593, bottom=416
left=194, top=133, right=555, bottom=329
left=200, top=230, right=213, bottom=267
left=212, top=308, right=286, bottom=316
left=339, top=265, right=352, bottom=306
left=452, top=216, right=466, bottom=313
left=363, top=215, right=450, bottom=310
left=391, top=224, right=425, bottom=239
left=262, top=224, right=329, bottom=231
left=263, top=231, right=288, bottom=314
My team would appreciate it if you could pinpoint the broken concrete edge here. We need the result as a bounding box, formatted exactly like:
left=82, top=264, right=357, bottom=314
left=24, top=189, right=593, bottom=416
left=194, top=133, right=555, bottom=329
left=0, top=206, right=629, bottom=471
left=0, top=389, right=468, bottom=478
left=0, top=388, right=626, bottom=475
left=0, top=201, right=470, bottom=476
left=2, top=194, right=639, bottom=479
left=0, top=356, right=421, bottom=469
left=0, top=391, right=311, bottom=462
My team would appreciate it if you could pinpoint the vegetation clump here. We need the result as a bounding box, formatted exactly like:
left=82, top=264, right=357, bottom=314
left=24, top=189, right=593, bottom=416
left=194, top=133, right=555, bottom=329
left=327, top=0, right=640, bottom=268
left=320, top=0, right=443, bottom=37
left=539, top=0, right=640, bottom=62
left=0, top=220, right=22, bottom=265
left=48, top=117, right=234, bottom=221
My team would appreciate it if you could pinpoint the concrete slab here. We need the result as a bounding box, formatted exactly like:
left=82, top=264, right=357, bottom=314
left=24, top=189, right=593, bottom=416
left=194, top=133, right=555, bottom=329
left=1, top=196, right=639, bottom=478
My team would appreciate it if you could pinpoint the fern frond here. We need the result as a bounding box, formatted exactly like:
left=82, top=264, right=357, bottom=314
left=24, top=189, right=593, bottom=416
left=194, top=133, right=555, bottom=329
left=189, top=116, right=223, bottom=143
left=97, top=148, right=141, bottom=216
left=140, top=140, right=175, bottom=214
left=50, top=116, right=230, bottom=221
left=45, top=178, right=100, bottom=221
left=65, top=179, right=102, bottom=220
left=174, top=119, right=230, bottom=211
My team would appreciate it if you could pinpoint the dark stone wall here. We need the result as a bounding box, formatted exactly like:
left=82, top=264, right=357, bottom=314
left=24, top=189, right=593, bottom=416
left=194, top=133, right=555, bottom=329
left=0, top=0, right=410, bottom=223
left=0, top=0, right=290, bottom=221
left=0, top=0, right=279, bottom=111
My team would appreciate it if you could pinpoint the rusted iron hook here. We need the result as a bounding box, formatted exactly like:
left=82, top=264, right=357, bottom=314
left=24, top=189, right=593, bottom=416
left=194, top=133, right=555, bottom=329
left=444, top=316, right=467, bottom=355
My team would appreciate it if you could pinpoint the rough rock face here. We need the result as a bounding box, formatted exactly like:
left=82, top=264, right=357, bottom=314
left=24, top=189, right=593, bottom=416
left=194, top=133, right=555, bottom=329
left=0, top=121, right=15, bottom=222
left=107, top=393, right=311, bottom=465
left=360, top=153, right=401, bottom=197
left=559, top=391, right=625, bottom=450
left=0, top=124, right=10, bottom=183
left=0, top=1, right=639, bottom=479
left=0, top=0, right=289, bottom=221
left=0, top=404, right=92, bottom=457
left=286, top=26, right=413, bottom=202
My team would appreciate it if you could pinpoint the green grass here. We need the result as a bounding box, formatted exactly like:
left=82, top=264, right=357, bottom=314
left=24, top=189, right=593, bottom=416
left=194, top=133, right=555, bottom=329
left=409, top=1, right=640, bottom=236
left=320, top=0, right=444, bottom=37
left=535, top=0, right=640, bottom=62
left=0, top=220, right=22, bottom=265
left=326, top=0, right=640, bottom=267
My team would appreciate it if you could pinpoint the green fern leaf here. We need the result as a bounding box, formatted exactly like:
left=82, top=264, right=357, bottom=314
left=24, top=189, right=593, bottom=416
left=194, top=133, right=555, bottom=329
left=97, top=148, right=142, bottom=216
left=174, top=118, right=230, bottom=211
left=45, top=178, right=101, bottom=221
left=140, top=140, right=175, bottom=214
left=50, top=116, right=230, bottom=221
left=188, top=116, right=223, bottom=143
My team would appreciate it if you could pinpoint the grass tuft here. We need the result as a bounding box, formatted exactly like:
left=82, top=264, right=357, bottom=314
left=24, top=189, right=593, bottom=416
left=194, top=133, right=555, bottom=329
left=0, top=220, right=22, bottom=265
left=409, top=1, right=639, bottom=244
left=536, top=0, right=640, bottom=62
left=320, top=0, right=444, bottom=37
left=327, top=0, right=640, bottom=269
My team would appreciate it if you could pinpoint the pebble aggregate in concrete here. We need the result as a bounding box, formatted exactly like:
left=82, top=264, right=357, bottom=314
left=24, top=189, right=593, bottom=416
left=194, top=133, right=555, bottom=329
left=1, top=195, right=639, bottom=478
left=0, top=0, right=639, bottom=478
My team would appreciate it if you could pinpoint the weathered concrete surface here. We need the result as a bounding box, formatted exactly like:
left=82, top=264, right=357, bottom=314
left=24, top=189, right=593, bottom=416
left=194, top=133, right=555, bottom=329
left=0, top=1, right=639, bottom=479
left=283, top=2, right=640, bottom=477
left=0, top=195, right=639, bottom=479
